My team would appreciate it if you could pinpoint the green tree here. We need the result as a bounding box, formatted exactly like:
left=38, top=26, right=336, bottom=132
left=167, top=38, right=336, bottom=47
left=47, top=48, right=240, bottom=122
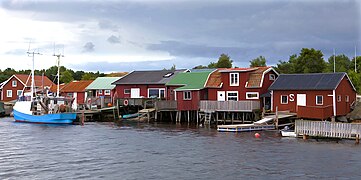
left=250, top=56, right=267, bottom=67
left=73, top=71, right=85, bottom=80
left=60, top=70, right=74, bottom=83
left=207, top=62, right=217, bottom=68
left=215, top=53, right=233, bottom=68
left=295, top=48, right=326, bottom=73
left=326, top=54, right=351, bottom=72
left=193, top=65, right=208, bottom=69
left=81, top=73, right=97, bottom=80
left=348, top=70, right=361, bottom=94
left=350, top=56, right=361, bottom=73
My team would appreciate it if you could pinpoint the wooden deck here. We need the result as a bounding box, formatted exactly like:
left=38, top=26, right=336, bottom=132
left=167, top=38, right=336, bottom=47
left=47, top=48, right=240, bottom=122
left=199, top=100, right=260, bottom=112
left=295, top=120, right=361, bottom=139
left=155, top=100, right=177, bottom=111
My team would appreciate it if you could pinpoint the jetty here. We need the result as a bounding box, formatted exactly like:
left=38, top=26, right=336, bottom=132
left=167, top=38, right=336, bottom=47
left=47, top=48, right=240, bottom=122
left=295, top=120, right=361, bottom=142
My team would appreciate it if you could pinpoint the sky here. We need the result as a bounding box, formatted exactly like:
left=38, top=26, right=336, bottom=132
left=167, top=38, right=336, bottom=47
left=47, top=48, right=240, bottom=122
left=0, top=0, right=360, bottom=73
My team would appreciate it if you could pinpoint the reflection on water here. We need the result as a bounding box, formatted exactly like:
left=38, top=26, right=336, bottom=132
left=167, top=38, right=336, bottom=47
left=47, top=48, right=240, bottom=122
left=0, top=117, right=360, bottom=179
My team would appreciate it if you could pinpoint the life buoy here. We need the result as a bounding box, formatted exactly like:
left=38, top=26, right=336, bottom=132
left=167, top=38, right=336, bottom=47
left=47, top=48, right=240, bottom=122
left=123, top=99, right=129, bottom=106
left=87, top=98, right=91, bottom=104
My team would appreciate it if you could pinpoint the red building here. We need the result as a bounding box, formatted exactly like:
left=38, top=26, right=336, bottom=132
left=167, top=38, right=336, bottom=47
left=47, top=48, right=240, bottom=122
left=0, top=74, right=54, bottom=102
left=268, top=73, right=356, bottom=120
left=112, top=70, right=185, bottom=100
left=60, top=80, right=93, bottom=109
left=206, top=67, right=278, bottom=110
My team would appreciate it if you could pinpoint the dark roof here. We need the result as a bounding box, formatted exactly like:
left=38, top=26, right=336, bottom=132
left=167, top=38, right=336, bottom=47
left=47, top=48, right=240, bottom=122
left=112, top=69, right=185, bottom=85
left=269, top=73, right=352, bottom=91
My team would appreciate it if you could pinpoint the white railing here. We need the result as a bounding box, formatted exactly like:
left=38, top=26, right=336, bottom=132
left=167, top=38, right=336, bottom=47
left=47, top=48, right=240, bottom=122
left=199, top=100, right=260, bottom=112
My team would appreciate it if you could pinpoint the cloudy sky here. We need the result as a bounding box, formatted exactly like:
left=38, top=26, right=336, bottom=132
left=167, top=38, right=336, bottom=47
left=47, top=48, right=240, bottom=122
left=0, top=0, right=360, bottom=73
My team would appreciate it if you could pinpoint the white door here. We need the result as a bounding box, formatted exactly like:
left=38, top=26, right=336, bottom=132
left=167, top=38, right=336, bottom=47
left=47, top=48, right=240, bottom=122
left=72, top=92, right=78, bottom=110
left=297, top=94, right=306, bottom=106
left=217, top=91, right=226, bottom=101
left=131, top=88, right=140, bottom=98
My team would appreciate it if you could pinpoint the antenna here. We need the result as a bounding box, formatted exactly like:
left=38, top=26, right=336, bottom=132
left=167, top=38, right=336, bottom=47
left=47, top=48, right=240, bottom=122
left=53, top=43, right=65, bottom=97
left=26, top=41, right=42, bottom=101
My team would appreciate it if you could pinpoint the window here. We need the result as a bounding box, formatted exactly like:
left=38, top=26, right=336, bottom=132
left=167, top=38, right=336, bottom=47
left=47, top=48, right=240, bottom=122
left=148, top=88, right=166, bottom=98
left=104, top=90, right=111, bottom=95
left=12, top=80, right=17, bottom=87
left=124, top=89, right=130, bottom=94
left=17, top=90, right=23, bottom=97
left=316, top=95, right=323, bottom=105
left=6, top=90, right=12, bottom=97
left=269, top=74, right=276, bottom=80
left=281, top=95, right=288, bottom=104
left=246, top=92, right=259, bottom=100
left=337, top=95, right=341, bottom=102
left=346, top=95, right=349, bottom=102
left=183, top=91, right=191, bottom=100
left=227, top=91, right=238, bottom=101
left=98, top=90, right=103, bottom=94
left=67, top=93, right=73, bottom=97
left=230, top=73, right=239, bottom=86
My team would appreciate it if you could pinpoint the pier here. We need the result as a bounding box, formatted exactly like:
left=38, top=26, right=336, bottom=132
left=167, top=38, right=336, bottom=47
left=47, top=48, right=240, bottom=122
left=295, top=120, right=361, bottom=142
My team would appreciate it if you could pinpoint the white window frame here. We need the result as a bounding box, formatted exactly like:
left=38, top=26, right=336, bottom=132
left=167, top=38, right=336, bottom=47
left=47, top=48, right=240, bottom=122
left=346, top=95, right=349, bottom=102
left=12, top=80, right=17, bottom=87
left=227, top=91, right=238, bottom=101
left=148, top=88, right=166, bottom=98
left=183, top=91, right=191, bottom=100
left=98, top=90, right=103, bottom=94
left=337, top=95, right=341, bottom=102
left=124, top=89, right=130, bottom=94
left=269, top=74, right=276, bottom=80
left=229, top=73, right=239, bottom=86
left=6, top=90, right=12, bottom=98
left=104, top=90, right=111, bottom=95
left=316, top=95, right=323, bottom=105
left=246, top=92, right=259, bottom=100
left=17, top=90, right=23, bottom=96
left=281, top=95, right=288, bottom=104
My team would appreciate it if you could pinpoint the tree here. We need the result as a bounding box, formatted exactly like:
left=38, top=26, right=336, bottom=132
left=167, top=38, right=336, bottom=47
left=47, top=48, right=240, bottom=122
left=326, top=54, right=351, bottom=73
left=81, top=73, right=96, bottom=80
left=193, top=65, right=208, bottom=69
left=250, top=56, right=267, bottom=67
left=215, top=53, right=233, bottom=68
left=295, top=48, right=326, bottom=73
left=207, top=62, right=217, bottom=68
left=348, top=70, right=361, bottom=94
left=60, top=70, right=74, bottom=83
left=73, top=71, right=85, bottom=80
left=350, top=56, right=361, bottom=73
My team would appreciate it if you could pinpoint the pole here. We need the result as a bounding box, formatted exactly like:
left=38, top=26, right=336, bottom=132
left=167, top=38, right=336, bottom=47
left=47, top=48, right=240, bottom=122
left=31, top=52, right=35, bottom=101
left=333, top=48, right=336, bottom=73
left=355, top=46, right=357, bottom=73
left=57, top=55, right=60, bottom=97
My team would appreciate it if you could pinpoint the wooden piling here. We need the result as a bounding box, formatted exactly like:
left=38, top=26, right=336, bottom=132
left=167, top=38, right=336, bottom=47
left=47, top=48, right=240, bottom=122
left=356, top=134, right=360, bottom=144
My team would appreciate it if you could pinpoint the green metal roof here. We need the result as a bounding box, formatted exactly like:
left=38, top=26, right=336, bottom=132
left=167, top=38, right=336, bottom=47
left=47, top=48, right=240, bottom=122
left=86, top=77, right=121, bottom=90
left=166, top=70, right=214, bottom=91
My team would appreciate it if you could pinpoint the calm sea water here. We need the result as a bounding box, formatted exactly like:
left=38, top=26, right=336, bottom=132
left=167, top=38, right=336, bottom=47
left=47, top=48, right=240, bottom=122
left=0, top=117, right=360, bottom=179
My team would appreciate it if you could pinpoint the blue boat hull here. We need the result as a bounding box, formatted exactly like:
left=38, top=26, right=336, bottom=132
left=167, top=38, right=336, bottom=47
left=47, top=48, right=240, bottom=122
left=13, top=109, right=76, bottom=124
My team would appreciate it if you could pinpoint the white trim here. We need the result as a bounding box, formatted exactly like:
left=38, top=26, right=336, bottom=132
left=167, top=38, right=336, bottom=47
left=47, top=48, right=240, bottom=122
left=6, top=90, right=12, bottom=98
left=203, top=69, right=217, bottom=87
left=346, top=95, right=349, bottom=102
left=271, top=90, right=273, bottom=111
left=281, top=95, right=288, bottom=104
left=269, top=74, right=276, bottom=81
left=98, top=89, right=103, bottom=94
left=219, top=68, right=257, bottom=73
left=260, top=67, right=279, bottom=88
left=183, top=91, right=191, bottom=100
left=17, top=90, right=23, bottom=96
left=226, top=91, right=238, bottom=101
left=333, top=90, right=336, bottom=116
left=337, top=95, right=342, bottom=102
left=246, top=92, right=259, bottom=100
left=147, top=88, right=166, bottom=98
left=174, top=90, right=177, bottom=101
left=229, top=73, right=239, bottom=86
left=316, top=95, right=323, bottom=105
left=104, top=90, right=111, bottom=95
left=12, top=80, right=17, bottom=87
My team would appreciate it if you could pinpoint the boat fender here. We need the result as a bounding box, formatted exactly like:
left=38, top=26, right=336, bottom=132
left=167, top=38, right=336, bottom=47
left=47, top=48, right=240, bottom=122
left=123, top=99, right=129, bottom=106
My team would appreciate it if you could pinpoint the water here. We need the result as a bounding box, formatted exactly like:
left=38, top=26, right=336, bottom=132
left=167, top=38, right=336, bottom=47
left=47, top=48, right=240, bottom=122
left=0, top=117, right=360, bottom=180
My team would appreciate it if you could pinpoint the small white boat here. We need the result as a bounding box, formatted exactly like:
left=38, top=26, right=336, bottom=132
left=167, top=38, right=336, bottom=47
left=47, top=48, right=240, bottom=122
left=280, top=130, right=297, bottom=137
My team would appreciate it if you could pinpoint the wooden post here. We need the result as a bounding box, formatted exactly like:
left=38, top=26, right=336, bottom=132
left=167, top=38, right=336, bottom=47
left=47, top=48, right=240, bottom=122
left=116, top=99, right=120, bottom=120
left=179, top=111, right=182, bottom=123
left=356, top=134, right=360, bottom=144
left=275, top=106, right=279, bottom=130
left=170, top=111, right=173, bottom=122
left=81, top=110, right=85, bottom=126
left=187, top=111, right=190, bottom=123
left=155, top=111, right=158, bottom=121
left=231, top=113, right=234, bottom=124
left=216, top=112, right=219, bottom=125
left=303, top=134, right=308, bottom=140
left=196, top=110, right=199, bottom=124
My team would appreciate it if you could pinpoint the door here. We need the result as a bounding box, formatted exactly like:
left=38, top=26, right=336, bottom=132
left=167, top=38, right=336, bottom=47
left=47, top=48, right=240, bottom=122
left=217, top=91, right=225, bottom=101
left=131, top=88, right=140, bottom=98
left=297, top=94, right=306, bottom=106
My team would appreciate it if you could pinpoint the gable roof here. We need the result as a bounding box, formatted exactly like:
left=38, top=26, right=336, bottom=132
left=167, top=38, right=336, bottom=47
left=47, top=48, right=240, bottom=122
left=218, top=67, right=257, bottom=72
left=112, top=69, right=185, bottom=85
left=86, top=77, right=121, bottom=90
left=268, top=72, right=355, bottom=91
left=205, top=70, right=222, bottom=88
left=166, top=69, right=215, bottom=91
left=49, top=83, right=66, bottom=93
left=246, top=67, right=278, bottom=88
left=5, top=74, right=55, bottom=88
left=61, top=80, right=93, bottom=93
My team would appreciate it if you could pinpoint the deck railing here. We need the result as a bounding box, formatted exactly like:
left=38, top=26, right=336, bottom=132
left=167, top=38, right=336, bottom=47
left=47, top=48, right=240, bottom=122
left=199, top=100, right=260, bottom=112
left=295, top=120, right=361, bottom=139
left=155, top=100, right=177, bottom=111
left=297, top=105, right=333, bottom=120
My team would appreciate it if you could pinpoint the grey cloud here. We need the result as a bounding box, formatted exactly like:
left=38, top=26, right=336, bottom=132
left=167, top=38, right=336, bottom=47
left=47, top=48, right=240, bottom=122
left=107, top=35, right=121, bottom=44
left=83, top=42, right=95, bottom=53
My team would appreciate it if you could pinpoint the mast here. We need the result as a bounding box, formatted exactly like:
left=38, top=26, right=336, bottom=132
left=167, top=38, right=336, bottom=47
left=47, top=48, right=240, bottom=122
left=27, top=50, right=41, bottom=101
left=53, top=53, right=63, bottom=97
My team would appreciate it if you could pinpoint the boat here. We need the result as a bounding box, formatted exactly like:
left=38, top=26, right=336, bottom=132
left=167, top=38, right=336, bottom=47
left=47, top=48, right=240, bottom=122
left=121, top=113, right=140, bottom=119
left=12, top=50, right=77, bottom=124
left=280, top=130, right=297, bottom=137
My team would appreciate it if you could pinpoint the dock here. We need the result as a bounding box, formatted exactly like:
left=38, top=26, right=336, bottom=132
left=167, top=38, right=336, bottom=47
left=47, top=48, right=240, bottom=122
left=295, top=120, right=361, bottom=141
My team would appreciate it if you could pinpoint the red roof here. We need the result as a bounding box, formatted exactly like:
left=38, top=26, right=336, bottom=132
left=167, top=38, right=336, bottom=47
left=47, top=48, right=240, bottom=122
left=61, top=80, right=93, bottom=92
left=246, top=67, right=274, bottom=88
left=49, top=83, right=66, bottom=93
left=218, top=67, right=257, bottom=72
left=205, top=70, right=222, bottom=88
left=15, top=74, right=54, bottom=87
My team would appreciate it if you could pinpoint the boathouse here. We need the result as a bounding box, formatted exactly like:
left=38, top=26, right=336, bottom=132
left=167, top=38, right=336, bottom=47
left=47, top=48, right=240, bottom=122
left=0, top=74, right=54, bottom=102
left=112, top=69, right=185, bottom=102
left=268, top=72, right=356, bottom=120
left=60, top=80, right=93, bottom=110
left=85, top=77, right=121, bottom=106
